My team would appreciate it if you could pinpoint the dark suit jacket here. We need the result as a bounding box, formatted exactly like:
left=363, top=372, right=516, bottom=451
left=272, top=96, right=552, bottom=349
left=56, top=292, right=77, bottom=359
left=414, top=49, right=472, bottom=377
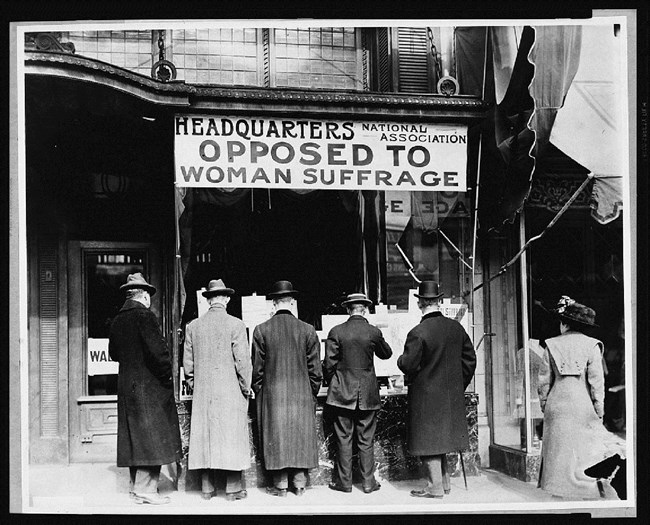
left=397, top=311, right=476, bottom=455
left=323, top=315, right=393, bottom=410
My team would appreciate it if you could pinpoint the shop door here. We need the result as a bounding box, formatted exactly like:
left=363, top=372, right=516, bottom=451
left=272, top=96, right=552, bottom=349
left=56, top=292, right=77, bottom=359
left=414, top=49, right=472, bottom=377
left=68, top=241, right=161, bottom=462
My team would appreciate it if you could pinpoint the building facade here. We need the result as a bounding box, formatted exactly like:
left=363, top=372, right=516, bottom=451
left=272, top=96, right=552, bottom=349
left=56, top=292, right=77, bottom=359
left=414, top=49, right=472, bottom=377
left=17, top=21, right=631, bottom=488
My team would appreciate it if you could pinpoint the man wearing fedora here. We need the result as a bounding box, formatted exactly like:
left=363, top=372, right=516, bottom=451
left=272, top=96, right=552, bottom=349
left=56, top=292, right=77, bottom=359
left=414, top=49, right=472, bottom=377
left=323, top=292, right=392, bottom=494
left=397, top=280, right=476, bottom=499
left=183, top=279, right=252, bottom=502
left=251, top=280, right=322, bottom=497
left=109, top=273, right=182, bottom=505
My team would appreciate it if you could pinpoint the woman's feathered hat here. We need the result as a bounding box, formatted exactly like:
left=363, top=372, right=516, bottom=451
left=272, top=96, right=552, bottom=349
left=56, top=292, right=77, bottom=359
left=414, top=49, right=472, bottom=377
left=553, top=295, right=598, bottom=327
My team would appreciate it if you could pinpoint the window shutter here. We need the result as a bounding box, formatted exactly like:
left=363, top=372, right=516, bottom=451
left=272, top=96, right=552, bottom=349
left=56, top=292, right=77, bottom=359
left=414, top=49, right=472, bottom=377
left=395, top=27, right=432, bottom=93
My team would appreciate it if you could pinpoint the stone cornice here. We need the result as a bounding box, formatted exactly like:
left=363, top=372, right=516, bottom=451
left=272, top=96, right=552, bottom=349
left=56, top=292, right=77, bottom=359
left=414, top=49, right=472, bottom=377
left=24, top=50, right=488, bottom=120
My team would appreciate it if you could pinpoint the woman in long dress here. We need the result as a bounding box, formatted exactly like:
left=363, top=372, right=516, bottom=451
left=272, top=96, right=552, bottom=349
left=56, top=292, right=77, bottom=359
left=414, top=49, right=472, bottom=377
left=538, top=296, right=625, bottom=500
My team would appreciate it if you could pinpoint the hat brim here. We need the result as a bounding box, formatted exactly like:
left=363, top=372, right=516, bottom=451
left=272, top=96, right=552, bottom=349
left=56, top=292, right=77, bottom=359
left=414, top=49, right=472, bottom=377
left=558, top=312, right=598, bottom=328
left=121, top=283, right=157, bottom=296
left=414, top=293, right=444, bottom=299
left=267, top=290, right=298, bottom=298
left=202, top=288, right=235, bottom=297
left=341, top=299, right=373, bottom=307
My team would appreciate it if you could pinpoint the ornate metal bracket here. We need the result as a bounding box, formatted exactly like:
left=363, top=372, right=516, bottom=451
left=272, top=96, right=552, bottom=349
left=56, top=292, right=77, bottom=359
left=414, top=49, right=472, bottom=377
left=25, top=32, right=75, bottom=54
left=437, top=76, right=460, bottom=97
left=151, top=30, right=176, bottom=82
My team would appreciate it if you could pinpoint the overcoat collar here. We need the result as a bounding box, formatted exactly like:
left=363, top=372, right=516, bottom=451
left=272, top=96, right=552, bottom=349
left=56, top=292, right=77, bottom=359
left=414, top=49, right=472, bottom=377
left=120, top=299, right=148, bottom=312
left=208, top=303, right=226, bottom=311
left=274, top=309, right=294, bottom=317
left=421, top=311, right=443, bottom=322
left=348, top=315, right=369, bottom=323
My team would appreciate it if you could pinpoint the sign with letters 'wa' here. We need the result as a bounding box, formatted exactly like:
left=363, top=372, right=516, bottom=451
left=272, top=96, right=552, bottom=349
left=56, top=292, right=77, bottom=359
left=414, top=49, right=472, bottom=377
left=174, top=115, right=468, bottom=192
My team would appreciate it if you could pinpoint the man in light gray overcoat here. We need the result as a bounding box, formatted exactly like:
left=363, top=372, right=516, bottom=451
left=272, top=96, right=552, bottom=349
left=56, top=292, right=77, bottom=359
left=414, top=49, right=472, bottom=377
left=183, top=279, right=252, bottom=502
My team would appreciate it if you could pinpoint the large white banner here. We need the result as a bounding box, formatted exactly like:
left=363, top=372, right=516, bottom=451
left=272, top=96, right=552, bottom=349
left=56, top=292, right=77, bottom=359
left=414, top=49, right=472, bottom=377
left=175, top=115, right=468, bottom=191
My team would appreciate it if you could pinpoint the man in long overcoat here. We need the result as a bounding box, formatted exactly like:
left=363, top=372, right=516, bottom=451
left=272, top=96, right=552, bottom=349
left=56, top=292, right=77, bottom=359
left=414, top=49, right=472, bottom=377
left=109, top=273, right=182, bottom=505
left=323, top=292, right=392, bottom=494
left=397, top=281, right=476, bottom=499
left=252, top=280, right=322, bottom=497
left=183, top=279, right=252, bottom=502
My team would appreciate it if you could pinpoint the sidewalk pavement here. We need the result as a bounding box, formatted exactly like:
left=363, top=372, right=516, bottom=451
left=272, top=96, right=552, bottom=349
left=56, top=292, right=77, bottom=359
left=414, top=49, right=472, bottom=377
left=23, top=463, right=632, bottom=517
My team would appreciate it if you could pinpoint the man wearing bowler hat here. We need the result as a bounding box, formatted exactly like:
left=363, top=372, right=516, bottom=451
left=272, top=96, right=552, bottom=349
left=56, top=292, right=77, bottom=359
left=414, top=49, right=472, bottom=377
left=252, top=281, right=322, bottom=497
left=323, top=292, right=393, bottom=494
left=183, top=279, right=251, bottom=502
left=397, top=280, right=476, bottom=499
left=109, top=273, right=182, bottom=505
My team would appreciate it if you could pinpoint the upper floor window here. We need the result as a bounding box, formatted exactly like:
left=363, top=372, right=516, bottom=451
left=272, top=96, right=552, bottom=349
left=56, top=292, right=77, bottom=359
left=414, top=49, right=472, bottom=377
left=170, top=28, right=260, bottom=85
left=61, top=30, right=154, bottom=76
left=272, top=27, right=362, bottom=90
left=50, top=26, right=466, bottom=95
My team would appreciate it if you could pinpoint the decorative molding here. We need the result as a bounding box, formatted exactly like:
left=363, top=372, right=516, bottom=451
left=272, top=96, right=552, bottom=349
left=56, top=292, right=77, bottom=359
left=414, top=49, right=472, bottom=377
left=25, top=50, right=488, bottom=116
left=193, top=86, right=485, bottom=110
left=151, top=30, right=177, bottom=82
left=151, top=59, right=177, bottom=83
left=437, top=75, right=459, bottom=97
left=25, top=33, right=76, bottom=54
left=527, top=177, right=592, bottom=211
left=25, top=51, right=192, bottom=93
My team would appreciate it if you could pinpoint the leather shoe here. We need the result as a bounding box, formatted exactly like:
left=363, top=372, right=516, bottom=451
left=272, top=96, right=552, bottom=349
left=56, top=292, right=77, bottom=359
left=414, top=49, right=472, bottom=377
left=201, top=491, right=213, bottom=500
left=294, top=487, right=306, bottom=496
left=266, top=486, right=288, bottom=497
left=328, top=483, right=352, bottom=493
left=226, top=490, right=248, bottom=501
left=363, top=482, right=381, bottom=494
left=410, top=489, right=443, bottom=499
left=133, top=493, right=171, bottom=505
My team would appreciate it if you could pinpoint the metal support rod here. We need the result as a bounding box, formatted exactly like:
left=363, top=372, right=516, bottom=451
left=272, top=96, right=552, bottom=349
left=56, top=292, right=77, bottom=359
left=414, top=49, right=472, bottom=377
left=474, top=332, right=496, bottom=352
left=473, top=173, right=594, bottom=292
left=438, top=228, right=472, bottom=270
left=470, top=27, right=489, bottom=328
left=519, top=212, right=533, bottom=453
left=395, top=243, right=422, bottom=285
left=459, top=451, right=468, bottom=489
left=471, top=132, right=483, bottom=298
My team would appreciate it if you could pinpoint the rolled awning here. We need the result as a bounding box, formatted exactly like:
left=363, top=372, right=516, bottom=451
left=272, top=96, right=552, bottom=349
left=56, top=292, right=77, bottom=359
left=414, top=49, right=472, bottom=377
left=474, top=23, right=624, bottom=232
left=548, top=24, right=625, bottom=224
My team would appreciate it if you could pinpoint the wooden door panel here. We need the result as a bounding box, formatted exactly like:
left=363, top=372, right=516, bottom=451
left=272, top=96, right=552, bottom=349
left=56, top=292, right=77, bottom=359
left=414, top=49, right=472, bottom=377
left=68, top=241, right=160, bottom=462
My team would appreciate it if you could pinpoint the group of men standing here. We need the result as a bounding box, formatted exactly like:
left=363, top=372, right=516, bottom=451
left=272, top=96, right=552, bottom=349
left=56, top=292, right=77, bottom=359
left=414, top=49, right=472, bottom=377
left=108, top=273, right=476, bottom=504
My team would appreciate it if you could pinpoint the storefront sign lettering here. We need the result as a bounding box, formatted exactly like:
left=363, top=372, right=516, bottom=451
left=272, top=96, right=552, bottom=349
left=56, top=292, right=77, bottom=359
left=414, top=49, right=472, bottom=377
left=175, top=116, right=468, bottom=192
left=87, top=338, right=118, bottom=376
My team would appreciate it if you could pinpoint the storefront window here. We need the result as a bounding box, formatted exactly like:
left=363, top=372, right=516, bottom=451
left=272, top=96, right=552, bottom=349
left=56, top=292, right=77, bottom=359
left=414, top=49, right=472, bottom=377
left=488, top=224, right=534, bottom=452
left=273, top=27, right=361, bottom=90
left=385, top=190, right=472, bottom=309
left=527, top=207, right=626, bottom=435
left=85, top=252, right=145, bottom=396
